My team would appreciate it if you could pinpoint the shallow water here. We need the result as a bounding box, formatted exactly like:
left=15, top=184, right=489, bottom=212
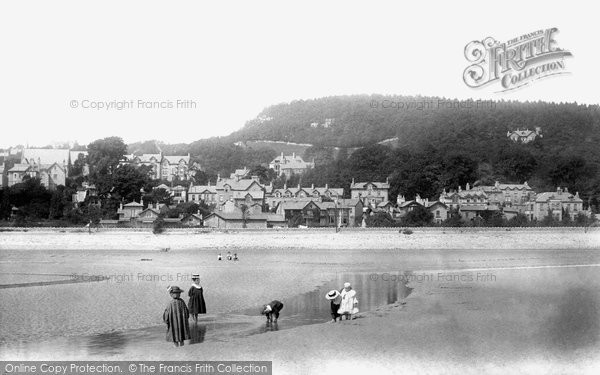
left=0, top=271, right=412, bottom=358
left=1, top=247, right=599, bottom=360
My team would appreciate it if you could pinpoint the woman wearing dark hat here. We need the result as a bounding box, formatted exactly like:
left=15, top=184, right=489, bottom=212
left=325, top=289, right=342, bottom=322
left=188, top=274, right=207, bottom=323
left=163, top=286, right=190, bottom=347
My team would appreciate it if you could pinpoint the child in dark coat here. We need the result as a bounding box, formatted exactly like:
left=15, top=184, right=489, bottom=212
left=261, top=300, right=284, bottom=322
left=163, top=286, right=191, bottom=347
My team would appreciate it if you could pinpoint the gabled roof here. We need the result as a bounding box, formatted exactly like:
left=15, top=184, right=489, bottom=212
left=138, top=207, right=160, bottom=216
left=189, top=185, right=218, bottom=194
left=162, top=155, right=190, bottom=165
left=231, top=190, right=264, bottom=199
left=351, top=181, right=390, bottom=189
left=425, top=201, right=447, bottom=209
left=535, top=191, right=583, bottom=203
left=278, top=200, right=315, bottom=211
left=8, top=163, right=32, bottom=172
left=22, top=148, right=70, bottom=165
left=217, top=178, right=264, bottom=191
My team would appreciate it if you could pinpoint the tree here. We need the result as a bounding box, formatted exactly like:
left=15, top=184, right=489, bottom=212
left=9, top=178, right=52, bottom=220
left=247, top=165, right=277, bottom=184
left=146, top=187, right=173, bottom=206
left=87, top=137, right=128, bottom=193
left=240, top=204, right=251, bottom=228
left=494, top=147, right=537, bottom=183
left=401, top=205, right=433, bottom=227
left=111, top=164, right=152, bottom=203
left=507, top=213, right=529, bottom=227
left=365, top=211, right=396, bottom=227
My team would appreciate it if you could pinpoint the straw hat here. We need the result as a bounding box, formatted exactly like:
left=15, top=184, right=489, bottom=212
left=192, top=273, right=200, bottom=278
left=168, top=286, right=184, bottom=294
left=343, top=282, right=351, bottom=288
left=326, top=290, right=340, bottom=300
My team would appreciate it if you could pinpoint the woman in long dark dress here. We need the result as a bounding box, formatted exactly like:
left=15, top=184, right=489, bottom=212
left=188, top=274, right=207, bottom=323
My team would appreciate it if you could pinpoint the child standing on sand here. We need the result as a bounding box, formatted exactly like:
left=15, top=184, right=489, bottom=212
left=163, top=286, right=191, bottom=347
left=338, top=282, right=359, bottom=320
left=188, top=274, right=207, bottom=323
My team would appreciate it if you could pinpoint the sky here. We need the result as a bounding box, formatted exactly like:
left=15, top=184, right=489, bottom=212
left=0, top=0, right=597, bottom=149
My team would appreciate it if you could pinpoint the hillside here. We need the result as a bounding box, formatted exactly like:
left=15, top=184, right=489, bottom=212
left=121, top=95, right=600, bottom=209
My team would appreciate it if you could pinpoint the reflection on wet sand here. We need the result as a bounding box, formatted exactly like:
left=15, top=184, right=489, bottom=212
left=189, top=323, right=207, bottom=344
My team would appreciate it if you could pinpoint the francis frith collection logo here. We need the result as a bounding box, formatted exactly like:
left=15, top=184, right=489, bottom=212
left=463, top=28, right=572, bottom=92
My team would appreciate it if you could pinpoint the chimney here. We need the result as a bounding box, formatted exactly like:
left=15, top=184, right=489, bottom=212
left=217, top=173, right=221, bottom=182
left=292, top=152, right=296, bottom=158
left=556, top=186, right=561, bottom=193
left=351, top=178, right=355, bottom=185
left=466, top=182, right=470, bottom=191
left=284, top=183, right=287, bottom=189
left=311, top=183, right=314, bottom=189
left=120, top=202, right=123, bottom=210
left=140, top=197, right=144, bottom=207
left=297, top=183, right=300, bottom=189
left=325, top=183, right=328, bottom=189
left=565, top=187, right=569, bottom=193
left=252, top=175, right=259, bottom=182
left=386, top=177, right=389, bottom=184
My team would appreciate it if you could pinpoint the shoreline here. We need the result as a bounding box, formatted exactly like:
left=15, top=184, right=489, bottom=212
left=1, top=228, right=598, bottom=251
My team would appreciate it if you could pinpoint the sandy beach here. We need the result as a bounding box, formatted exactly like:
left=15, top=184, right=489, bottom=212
left=1, top=229, right=599, bottom=374
left=1, top=227, right=599, bottom=251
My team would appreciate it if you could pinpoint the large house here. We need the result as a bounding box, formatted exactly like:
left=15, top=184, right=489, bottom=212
left=269, top=152, right=315, bottom=178
left=7, top=162, right=66, bottom=189
left=396, top=195, right=448, bottom=223
left=475, top=181, right=535, bottom=207
left=266, top=183, right=343, bottom=210
left=188, top=182, right=218, bottom=205
left=350, top=179, right=390, bottom=208
left=121, top=153, right=191, bottom=181
left=215, top=175, right=266, bottom=208
left=527, top=187, right=583, bottom=221
left=439, top=184, right=489, bottom=210
left=276, top=198, right=363, bottom=227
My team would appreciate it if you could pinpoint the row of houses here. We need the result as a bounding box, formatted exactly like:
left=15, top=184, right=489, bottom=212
left=1, top=149, right=315, bottom=190
left=0, top=149, right=89, bottom=189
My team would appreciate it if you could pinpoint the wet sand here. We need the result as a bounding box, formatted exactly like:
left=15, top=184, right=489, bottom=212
left=1, top=230, right=599, bottom=374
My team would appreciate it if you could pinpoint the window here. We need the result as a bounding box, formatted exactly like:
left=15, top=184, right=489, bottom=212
left=436, top=210, right=440, bottom=218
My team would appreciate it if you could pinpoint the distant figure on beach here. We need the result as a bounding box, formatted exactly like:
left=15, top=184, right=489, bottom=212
left=233, top=253, right=238, bottom=261
left=227, top=251, right=232, bottom=260
left=217, top=253, right=222, bottom=261
left=188, top=274, right=207, bottom=323
left=163, top=286, right=190, bottom=347
left=325, top=289, right=342, bottom=322
left=261, top=300, right=284, bottom=323
left=338, top=282, right=359, bottom=320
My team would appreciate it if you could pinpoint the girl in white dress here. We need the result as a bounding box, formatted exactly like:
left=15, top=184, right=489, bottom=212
left=338, top=282, right=359, bottom=320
